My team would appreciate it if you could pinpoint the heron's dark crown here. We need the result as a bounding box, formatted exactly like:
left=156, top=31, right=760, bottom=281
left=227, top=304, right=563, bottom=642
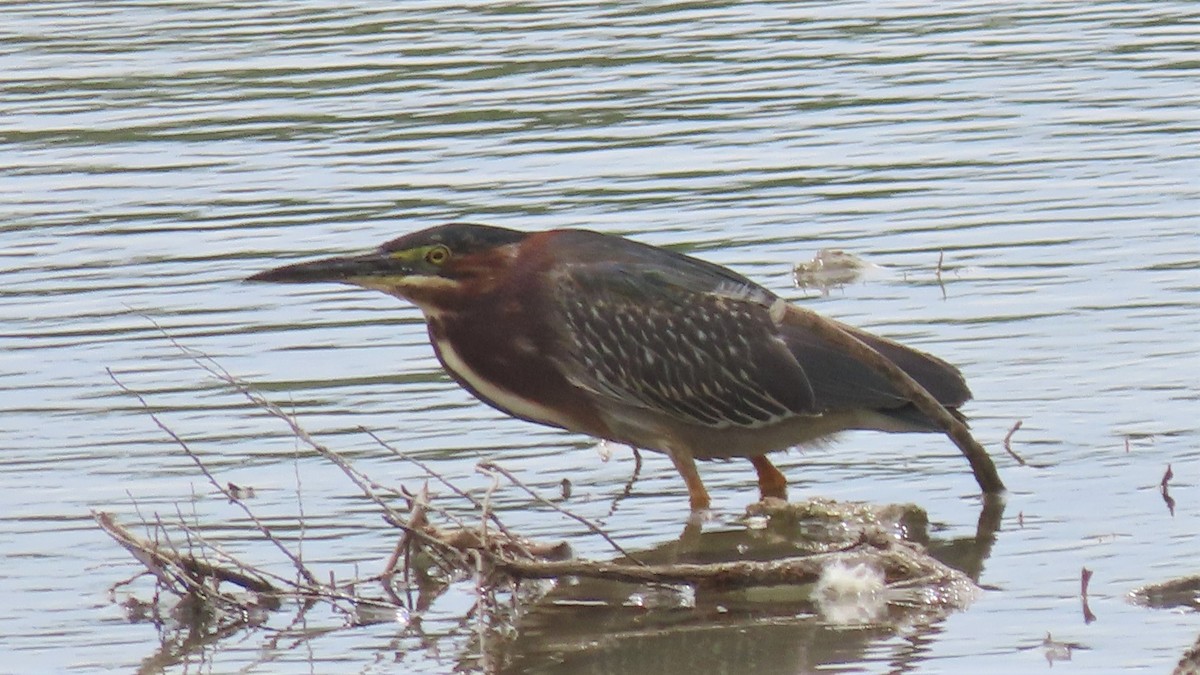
left=380, top=222, right=528, bottom=257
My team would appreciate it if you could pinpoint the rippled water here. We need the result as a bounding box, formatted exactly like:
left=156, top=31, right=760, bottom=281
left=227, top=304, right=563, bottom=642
left=2, top=1, right=1197, bottom=673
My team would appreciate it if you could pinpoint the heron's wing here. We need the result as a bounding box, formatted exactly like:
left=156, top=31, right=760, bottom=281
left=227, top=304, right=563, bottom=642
left=549, top=262, right=819, bottom=428
left=777, top=313, right=972, bottom=412
left=547, top=276, right=969, bottom=435
left=540, top=230, right=969, bottom=429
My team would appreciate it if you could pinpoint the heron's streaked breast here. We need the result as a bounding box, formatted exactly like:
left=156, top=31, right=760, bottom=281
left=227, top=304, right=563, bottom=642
left=432, top=334, right=577, bottom=431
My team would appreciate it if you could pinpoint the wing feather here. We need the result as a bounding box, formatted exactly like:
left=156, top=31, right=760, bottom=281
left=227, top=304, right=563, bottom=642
left=551, top=262, right=816, bottom=429
left=534, top=229, right=970, bottom=433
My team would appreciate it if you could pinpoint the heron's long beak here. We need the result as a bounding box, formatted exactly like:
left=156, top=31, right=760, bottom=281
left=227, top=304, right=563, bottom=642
left=246, top=251, right=407, bottom=285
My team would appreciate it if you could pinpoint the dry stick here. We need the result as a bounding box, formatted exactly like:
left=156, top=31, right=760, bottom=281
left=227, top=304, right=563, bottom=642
left=784, top=306, right=1005, bottom=494
left=125, top=328, right=474, bottom=580
left=382, top=507, right=474, bottom=576
left=107, top=569, right=148, bottom=598
left=166, top=510, right=300, bottom=592
left=604, top=447, right=644, bottom=520
left=267, top=442, right=468, bottom=575
left=472, top=466, right=539, bottom=562
left=1003, top=420, right=1027, bottom=466
left=175, top=500, right=216, bottom=583
left=477, top=461, right=644, bottom=565
left=107, top=368, right=320, bottom=587
left=935, top=251, right=947, bottom=300
left=396, top=480, right=473, bottom=535
left=291, top=413, right=308, bottom=576
left=94, top=511, right=276, bottom=595
left=103, top=508, right=392, bottom=615
left=470, top=548, right=489, bottom=670
left=362, top=428, right=518, bottom=543
left=1161, top=464, right=1176, bottom=517
left=124, top=491, right=186, bottom=603
left=381, top=484, right=433, bottom=607
left=477, top=467, right=501, bottom=550
left=359, top=456, right=543, bottom=584
left=400, top=494, right=425, bottom=601
left=383, top=482, right=429, bottom=578
left=173, top=500, right=204, bottom=576
left=137, top=513, right=192, bottom=595
left=385, top=503, right=491, bottom=579
left=163, top=533, right=277, bottom=596
left=162, top=344, right=473, bottom=571
left=1080, top=566, right=1097, bottom=624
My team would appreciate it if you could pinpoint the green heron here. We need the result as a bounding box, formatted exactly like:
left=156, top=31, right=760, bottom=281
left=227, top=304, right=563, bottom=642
left=248, top=223, right=970, bottom=511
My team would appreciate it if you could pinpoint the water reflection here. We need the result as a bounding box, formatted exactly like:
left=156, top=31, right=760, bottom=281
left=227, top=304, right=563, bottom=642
left=492, top=497, right=1001, bottom=673
left=115, top=492, right=1002, bottom=674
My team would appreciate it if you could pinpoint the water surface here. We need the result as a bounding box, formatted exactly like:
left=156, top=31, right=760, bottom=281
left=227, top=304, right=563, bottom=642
left=2, top=1, right=1198, bottom=672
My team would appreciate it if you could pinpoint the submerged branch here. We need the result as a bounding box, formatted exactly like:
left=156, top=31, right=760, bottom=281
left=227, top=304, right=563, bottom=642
left=106, top=368, right=318, bottom=586
left=477, top=460, right=643, bottom=565
left=492, top=536, right=957, bottom=591
left=94, top=511, right=279, bottom=596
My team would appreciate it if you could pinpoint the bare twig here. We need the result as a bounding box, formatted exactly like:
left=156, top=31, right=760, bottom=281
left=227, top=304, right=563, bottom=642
left=478, top=461, right=643, bottom=565
left=156, top=340, right=445, bottom=564
left=1003, top=420, right=1026, bottom=466
left=362, top=427, right=517, bottom=542
left=167, top=506, right=299, bottom=592
left=1080, top=567, right=1096, bottom=624
left=936, top=250, right=947, bottom=300
left=94, top=511, right=277, bottom=595
left=292, top=417, right=307, bottom=573
left=1161, top=464, right=1176, bottom=516
left=107, top=368, right=319, bottom=587
left=605, top=447, right=644, bottom=519
left=382, top=483, right=428, bottom=606
left=477, top=466, right=501, bottom=550
left=101, top=506, right=403, bottom=621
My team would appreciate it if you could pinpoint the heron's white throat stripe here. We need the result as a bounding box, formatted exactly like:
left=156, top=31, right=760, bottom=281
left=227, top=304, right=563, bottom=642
left=433, top=335, right=575, bottom=430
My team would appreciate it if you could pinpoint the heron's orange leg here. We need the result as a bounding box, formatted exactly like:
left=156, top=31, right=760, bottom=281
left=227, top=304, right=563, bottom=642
left=668, top=449, right=710, bottom=511
left=750, top=455, right=788, bottom=501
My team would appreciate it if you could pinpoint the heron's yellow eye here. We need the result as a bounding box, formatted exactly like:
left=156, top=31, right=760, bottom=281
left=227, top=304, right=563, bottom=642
left=425, top=245, right=451, bottom=265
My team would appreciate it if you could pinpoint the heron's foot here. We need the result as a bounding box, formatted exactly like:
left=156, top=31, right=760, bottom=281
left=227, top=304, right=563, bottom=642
left=750, top=455, right=789, bottom=502
left=678, top=510, right=707, bottom=549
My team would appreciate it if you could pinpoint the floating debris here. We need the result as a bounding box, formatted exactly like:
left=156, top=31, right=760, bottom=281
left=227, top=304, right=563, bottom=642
left=1172, top=632, right=1200, bottom=675
left=226, top=482, right=256, bottom=500
left=792, top=249, right=883, bottom=294
left=1130, top=575, right=1200, bottom=611
left=814, top=561, right=887, bottom=625
left=1042, top=632, right=1083, bottom=665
